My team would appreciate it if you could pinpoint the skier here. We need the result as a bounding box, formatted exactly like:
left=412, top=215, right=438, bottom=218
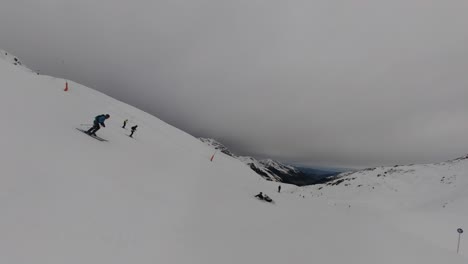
left=122, top=119, right=128, bottom=128
left=129, top=125, right=138, bottom=138
left=278, top=185, right=281, bottom=193
left=254, top=192, right=264, bottom=200
left=87, top=114, right=110, bottom=136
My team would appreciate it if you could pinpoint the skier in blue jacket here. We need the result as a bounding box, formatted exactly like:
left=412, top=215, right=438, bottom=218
left=87, top=114, right=110, bottom=136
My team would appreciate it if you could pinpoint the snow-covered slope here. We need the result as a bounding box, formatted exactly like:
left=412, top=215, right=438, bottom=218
left=0, top=50, right=467, bottom=264
left=293, top=155, right=468, bottom=252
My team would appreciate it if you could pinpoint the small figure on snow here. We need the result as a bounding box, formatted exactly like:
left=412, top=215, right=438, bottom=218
left=87, top=114, right=110, bottom=136
left=129, top=125, right=138, bottom=138
left=278, top=185, right=281, bottom=193
left=254, top=192, right=264, bottom=200
left=122, top=119, right=128, bottom=128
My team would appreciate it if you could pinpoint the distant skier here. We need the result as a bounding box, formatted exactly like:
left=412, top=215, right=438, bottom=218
left=129, top=125, right=138, bottom=138
left=255, top=192, right=264, bottom=200
left=122, top=119, right=128, bottom=128
left=278, top=185, right=281, bottom=193
left=87, top=114, right=110, bottom=136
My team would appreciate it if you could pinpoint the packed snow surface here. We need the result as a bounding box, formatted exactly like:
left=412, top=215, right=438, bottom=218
left=0, top=49, right=467, bottom=263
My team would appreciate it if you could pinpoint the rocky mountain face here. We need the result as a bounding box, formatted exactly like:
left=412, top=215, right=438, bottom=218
left=199, top=138, right=336, bottom=186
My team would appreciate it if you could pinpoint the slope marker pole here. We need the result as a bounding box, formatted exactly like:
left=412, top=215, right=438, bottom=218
left=210, top=150, right=217, bottom=162
left=457, top=228, right=463, bottom=254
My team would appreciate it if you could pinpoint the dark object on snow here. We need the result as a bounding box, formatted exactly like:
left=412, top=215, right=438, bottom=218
left=130, top=125, right=138, bottom=138
left=122, top=119, right=128, bottom=128
left=76, top=128, right=107, bottom=141
left=278, top=185, right=281, bottom=193
left=263, top=195, right=273, bottom=203
left=254, top=192, right=264, bottom=200
left=87, top=114, right=110, bottom=136
left=254, top=192, right=274, bottom=203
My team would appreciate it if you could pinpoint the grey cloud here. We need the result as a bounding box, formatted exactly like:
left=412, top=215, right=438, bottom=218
left=1, top=0, right=468, bottom=168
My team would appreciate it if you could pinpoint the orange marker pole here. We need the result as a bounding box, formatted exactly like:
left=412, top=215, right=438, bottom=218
left=210, top=151, right=217, bottom=162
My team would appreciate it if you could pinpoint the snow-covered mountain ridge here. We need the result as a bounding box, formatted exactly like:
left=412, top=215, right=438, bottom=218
left=199, top=138, right=326, bottom=185
left=300, top=154, right=468, bottom=205
left=0, top=49, right=31, bottom=72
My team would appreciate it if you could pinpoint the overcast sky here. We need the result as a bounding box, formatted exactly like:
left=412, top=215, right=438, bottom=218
left=1, top=0, right=468, bottom=168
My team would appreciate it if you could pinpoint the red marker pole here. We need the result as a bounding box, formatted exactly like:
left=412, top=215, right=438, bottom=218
left=64, top=81, right=68, bottom=91
left=210, top=151, right=217, bottom=162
